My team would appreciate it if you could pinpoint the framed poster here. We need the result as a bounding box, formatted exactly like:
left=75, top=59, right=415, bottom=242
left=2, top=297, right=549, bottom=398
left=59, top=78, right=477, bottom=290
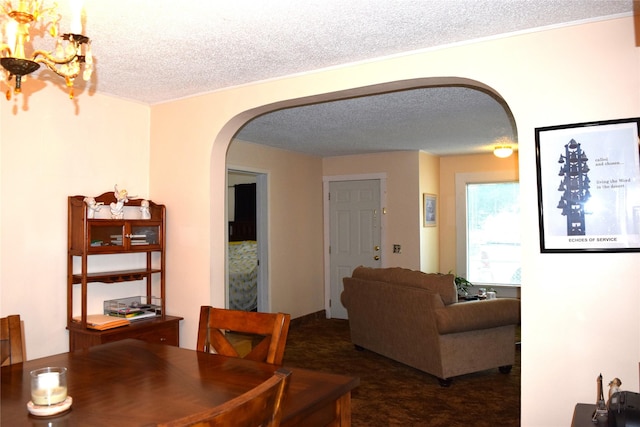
left=423, top=193, right=437, bottom=227
left=535, top=117, right=640, bottom=252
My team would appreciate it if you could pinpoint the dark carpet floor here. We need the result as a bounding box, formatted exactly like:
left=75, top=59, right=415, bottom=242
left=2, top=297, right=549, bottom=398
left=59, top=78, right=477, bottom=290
left=282, top=318, right=520, bottom=427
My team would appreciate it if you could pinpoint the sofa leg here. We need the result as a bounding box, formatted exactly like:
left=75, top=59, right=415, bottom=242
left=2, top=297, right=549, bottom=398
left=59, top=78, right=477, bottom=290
left=354, top=344, right=364, bottom=351
left=499, top=365, right=512, bottom=374
left=438, top=377, right=452, bottom=387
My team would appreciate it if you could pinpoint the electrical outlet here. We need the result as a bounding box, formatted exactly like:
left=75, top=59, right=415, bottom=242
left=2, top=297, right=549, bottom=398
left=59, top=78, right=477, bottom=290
left=393, top=244, right=401, bottom=254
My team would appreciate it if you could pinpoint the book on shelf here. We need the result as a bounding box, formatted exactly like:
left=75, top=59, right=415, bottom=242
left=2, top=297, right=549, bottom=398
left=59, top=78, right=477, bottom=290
left=72, top=314, right=130, bottom=330
left=110, top=307, right=142, bottom=315
left=107, top=311, right=158, bottom=321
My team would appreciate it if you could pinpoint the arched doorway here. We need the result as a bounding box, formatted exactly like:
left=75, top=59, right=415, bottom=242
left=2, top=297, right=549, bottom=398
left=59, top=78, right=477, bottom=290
left=219, top=78, right=518, bottom=317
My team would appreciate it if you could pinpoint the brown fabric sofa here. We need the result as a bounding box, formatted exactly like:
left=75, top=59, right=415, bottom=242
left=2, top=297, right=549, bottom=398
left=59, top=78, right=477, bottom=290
left=341, top=266, right=520, bottom=385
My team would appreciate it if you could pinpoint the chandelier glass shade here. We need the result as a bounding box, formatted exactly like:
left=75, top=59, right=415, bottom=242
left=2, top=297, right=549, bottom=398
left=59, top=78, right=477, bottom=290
left=0, top=0, right=92, bottom=100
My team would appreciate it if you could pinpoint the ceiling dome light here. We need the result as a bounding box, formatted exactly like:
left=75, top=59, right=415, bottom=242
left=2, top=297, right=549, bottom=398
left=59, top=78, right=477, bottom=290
left=494, top=145, right=513, bottom=158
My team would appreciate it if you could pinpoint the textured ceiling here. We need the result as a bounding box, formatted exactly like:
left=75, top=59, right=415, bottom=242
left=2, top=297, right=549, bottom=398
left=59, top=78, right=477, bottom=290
left=80, top=0, right=633, bottom=105
left=236, top=86, right=517, bottom=157
left=29, top=0, right=637, bottom=156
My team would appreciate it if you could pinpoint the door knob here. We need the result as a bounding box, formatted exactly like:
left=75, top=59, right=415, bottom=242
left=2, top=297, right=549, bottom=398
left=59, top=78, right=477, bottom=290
left=374, top=246, right=380, bottom=251
left=374, top=255, right=380, bottom=260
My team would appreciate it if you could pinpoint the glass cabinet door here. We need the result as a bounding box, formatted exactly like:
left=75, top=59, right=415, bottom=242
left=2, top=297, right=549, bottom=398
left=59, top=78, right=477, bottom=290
left=88, top=223, right=125, bottom=249
left=128, top=223, right=161, bottom=249
left=87, top=221, right=162, bottom=252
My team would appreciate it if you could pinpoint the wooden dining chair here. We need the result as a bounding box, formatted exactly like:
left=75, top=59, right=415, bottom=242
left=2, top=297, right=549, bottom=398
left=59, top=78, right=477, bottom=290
left=157, top=368, right=291, bottom=427
left=197, top=306, right=291, bottom=365
left=1, top=314, right=24, bottom=366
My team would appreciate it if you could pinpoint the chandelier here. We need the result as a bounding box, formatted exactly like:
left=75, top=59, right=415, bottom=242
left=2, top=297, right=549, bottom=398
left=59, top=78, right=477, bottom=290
left=0, top=0, right=93, bottom=100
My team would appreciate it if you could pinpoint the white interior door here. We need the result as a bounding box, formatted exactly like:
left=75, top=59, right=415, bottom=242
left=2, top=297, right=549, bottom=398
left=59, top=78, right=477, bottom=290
left=329, top=179, right=381, bottom=319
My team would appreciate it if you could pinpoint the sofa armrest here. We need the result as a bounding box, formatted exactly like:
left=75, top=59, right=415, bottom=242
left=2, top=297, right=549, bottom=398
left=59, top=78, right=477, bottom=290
left=434, top=298, right=520, bottom=335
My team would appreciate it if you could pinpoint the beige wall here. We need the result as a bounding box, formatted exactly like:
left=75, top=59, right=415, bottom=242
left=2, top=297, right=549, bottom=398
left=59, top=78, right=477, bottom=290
left=2, top=15, right=639, bottom=427
left=323, top=151, right=421, bottom=267
left=419, top=151, right=440, bottom=272
left=227, top=139, right=324, bottom=319
left=229, top=143, right=437, bottom=315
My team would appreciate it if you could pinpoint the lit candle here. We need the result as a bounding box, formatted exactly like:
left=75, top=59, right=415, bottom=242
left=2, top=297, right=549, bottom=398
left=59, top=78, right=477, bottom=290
left=5, top=21, right=17, bottom=55
left=30, top=367, right=68, bottom=406
left=38, top=372, right=60, bottom=389
left=69, top=0, right=83, bottom=34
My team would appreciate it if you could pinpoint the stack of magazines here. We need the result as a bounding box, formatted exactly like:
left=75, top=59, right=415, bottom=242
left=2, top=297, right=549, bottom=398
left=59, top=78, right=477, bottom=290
left=106, top=306, right=159, bottom=320
left=104, top=296, right=162, bottom=321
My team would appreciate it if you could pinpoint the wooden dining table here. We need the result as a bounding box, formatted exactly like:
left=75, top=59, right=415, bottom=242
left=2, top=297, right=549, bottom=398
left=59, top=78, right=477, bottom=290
left=1, top=339, right=359, bottom=426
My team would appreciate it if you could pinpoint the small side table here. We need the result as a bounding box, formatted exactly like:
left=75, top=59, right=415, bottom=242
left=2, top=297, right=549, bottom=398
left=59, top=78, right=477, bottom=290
left=571, top=403, right=608, bottom=427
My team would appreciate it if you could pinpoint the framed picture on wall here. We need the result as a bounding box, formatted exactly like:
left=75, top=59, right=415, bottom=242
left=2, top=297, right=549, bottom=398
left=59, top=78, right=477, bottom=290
left=535, top=117, right=640, bottom=253
left=423, top=193, right=437, bottom=227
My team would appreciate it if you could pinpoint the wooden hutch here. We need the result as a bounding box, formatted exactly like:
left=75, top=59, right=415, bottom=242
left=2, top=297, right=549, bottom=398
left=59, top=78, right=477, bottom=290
left=67, top=191, right=181, bottom=351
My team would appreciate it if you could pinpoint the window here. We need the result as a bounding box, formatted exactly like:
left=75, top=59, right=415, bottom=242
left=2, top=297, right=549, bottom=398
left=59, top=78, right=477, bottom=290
left=456, top=172, right=521, bottom=286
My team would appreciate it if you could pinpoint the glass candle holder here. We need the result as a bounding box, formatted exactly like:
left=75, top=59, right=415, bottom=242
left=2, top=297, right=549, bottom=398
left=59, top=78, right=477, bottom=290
left=30, top=367, right=68, bottom=406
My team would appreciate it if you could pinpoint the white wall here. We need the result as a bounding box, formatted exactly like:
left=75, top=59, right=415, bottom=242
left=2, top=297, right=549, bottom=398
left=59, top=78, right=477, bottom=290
left=1, top=88, right=150, bottom=359
left=497, top=20, right=639, bottom=426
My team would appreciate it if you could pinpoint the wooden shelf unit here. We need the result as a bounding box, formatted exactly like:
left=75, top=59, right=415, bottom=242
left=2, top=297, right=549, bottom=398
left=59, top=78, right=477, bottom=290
left=67, top=192, right=181, bottom=351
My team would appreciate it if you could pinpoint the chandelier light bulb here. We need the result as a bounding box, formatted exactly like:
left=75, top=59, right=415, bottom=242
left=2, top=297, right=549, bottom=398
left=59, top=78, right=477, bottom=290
left=69, top=0, right=83, bottom=34
left=5, top=20, right=17, bottom=52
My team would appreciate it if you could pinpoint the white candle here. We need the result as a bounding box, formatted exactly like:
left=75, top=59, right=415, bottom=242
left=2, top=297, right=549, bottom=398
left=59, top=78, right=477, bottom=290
left=5, top=20, right=17, bottom=54
left=37, top=372, right=60, bottom=389
left=69, top=0, right=83, bottom=34
left=30, top=368, right=68, bottom=406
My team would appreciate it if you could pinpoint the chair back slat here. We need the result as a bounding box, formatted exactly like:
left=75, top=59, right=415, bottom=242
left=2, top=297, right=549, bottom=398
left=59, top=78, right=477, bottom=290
left=206, top=328, right=240, bottom=357
left=0, top=314, right=24, bottom=366
left=158, top=368, right=291, bottom=427
left=197, top=306, right=290, bottom=365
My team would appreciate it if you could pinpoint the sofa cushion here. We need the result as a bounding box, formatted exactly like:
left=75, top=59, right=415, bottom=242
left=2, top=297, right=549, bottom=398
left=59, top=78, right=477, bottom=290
left=351, top=266, right=457, bottom=305
left=434, top=298, right=520, bottom=334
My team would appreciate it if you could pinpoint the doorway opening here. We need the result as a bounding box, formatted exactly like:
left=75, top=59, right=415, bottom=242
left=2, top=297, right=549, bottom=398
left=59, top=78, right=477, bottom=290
left=216, top=78, right=517, bottom=320
left=227, top=169, right=269, bottom=312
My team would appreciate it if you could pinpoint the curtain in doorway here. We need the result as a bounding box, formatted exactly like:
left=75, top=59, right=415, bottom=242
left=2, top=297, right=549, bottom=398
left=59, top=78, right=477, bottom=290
left=234, top=183, right=256, bottom=222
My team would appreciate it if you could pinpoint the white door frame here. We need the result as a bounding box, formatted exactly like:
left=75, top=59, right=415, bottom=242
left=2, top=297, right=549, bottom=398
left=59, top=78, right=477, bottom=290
left=226, top=166, right=269, bottom=312
left=322, top=173, right=387, bottom=318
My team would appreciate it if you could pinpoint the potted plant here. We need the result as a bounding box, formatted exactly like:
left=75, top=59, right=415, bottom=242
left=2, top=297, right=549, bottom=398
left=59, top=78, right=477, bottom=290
left=453, top=274, right=473, bottom=296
